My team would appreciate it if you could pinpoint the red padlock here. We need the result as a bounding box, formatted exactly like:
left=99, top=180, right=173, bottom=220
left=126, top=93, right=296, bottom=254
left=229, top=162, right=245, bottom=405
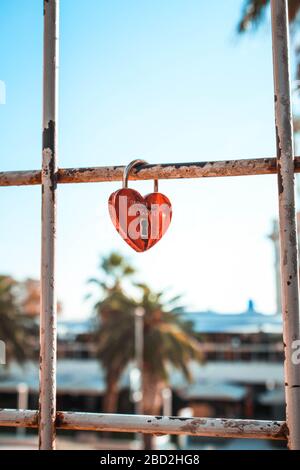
left=108, top=160, right=172, bottom=252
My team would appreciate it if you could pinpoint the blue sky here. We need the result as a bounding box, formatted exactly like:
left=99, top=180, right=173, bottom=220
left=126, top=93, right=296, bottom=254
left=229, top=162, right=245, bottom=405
left=0, top=0, right=287, bottom=318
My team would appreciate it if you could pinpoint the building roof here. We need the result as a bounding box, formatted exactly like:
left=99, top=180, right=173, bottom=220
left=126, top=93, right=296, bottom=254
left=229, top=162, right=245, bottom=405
left=177, top=382, right=247, bottom=402
left=184, top=310, right=283, bottom=334
left=57, top=307, right=283, bottom=338
left=0, top=360, right=284, bottom=396
left=172, top=360, right=284, bottom=387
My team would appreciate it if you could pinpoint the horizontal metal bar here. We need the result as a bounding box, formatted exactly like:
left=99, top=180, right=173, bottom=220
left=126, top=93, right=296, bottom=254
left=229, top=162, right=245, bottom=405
left=0, top=409, right=39, bottom=428
left=1, top=156, right=298, bottom=187
left=56, top=413, right=288, bottom=440
left=0, top=170, right=41, bottom=186
left=0, top=409, right=288, bottom=440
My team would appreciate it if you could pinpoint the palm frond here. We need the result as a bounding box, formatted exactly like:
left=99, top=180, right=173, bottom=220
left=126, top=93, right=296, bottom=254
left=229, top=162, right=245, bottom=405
left=237, top=0, right=269, bottom=33
left=238, top=0, right=300, bottom=34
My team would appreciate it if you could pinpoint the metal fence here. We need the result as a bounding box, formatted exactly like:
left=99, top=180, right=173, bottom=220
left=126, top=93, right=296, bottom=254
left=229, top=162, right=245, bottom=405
left=0, top=0, right=300, bottom=450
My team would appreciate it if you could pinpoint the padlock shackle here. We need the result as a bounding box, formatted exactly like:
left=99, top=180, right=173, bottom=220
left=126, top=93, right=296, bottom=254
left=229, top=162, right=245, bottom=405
left=122, top=159, right=158, bottom=192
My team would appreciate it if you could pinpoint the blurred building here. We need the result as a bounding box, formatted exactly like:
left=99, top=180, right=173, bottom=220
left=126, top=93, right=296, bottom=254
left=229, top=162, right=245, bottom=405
left=0, top=303, right=286, bottom=450
left=268, top=211, right=300, bottom=314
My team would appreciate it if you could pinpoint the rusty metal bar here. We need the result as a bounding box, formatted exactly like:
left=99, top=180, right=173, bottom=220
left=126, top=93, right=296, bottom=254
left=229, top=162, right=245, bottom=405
left=0, top=169, right=41, bottom=186
left=39, top=0, right=59, bottom=450
left=55, top=413, right=287, bottom=440
left=0, top=409, right=39, bottom=429
left=0, top=157, right=289, bottom=187
left=271, top=0, right=300, bottom=450
left=0, top=409, right=288, bottom=440
left=1, top=156, right=299, bottom=187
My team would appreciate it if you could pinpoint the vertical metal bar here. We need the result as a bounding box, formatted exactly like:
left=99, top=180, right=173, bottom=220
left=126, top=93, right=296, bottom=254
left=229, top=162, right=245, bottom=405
left=39, top=0, right=59, bottom=450
left=134, top=307, right=144, bottom=415
left=271, top=0, right=300, bottom=450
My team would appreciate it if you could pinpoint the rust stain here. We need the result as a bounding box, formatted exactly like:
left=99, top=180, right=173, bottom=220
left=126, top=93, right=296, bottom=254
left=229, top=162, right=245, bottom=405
left=180, top=418, right=208, bottom=434
left=274, top=422, right=289, bottom=439
left=55, top=411, right=65, bottom=427
left=43, top=120, right=55, bottom=154
left=43, top=120, right=57, bottom=200
left=169, top=417, right=190, bottom=421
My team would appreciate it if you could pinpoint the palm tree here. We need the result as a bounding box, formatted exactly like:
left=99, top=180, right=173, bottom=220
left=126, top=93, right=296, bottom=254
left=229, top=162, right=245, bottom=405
left=137, top=284, right=202, bottom=449
left=91, top=254, right=202, bottom=448
left=238, top=1, right=300, bottom=80
left=0, top=275, right=31, bottom=364
left=137, top=284, right=201, bottom=414
left=237, top=0, right=300, bottom=34
left=89, top=252, right=137, bottom=413
left=238, top=1, right=300, bottom=134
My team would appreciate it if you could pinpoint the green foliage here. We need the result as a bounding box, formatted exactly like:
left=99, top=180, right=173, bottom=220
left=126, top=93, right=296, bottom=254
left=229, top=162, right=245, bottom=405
left=0, top=275, right=31, bottom=363
left=91, top=252, right=202, bottom=408
left=138, top=283, right=202, bottom=383
left=238, top=0, right=300, bottom=33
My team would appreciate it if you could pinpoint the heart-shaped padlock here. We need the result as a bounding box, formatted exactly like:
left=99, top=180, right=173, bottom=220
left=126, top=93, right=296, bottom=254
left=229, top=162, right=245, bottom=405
left=108, top=160, right=172, bottom=252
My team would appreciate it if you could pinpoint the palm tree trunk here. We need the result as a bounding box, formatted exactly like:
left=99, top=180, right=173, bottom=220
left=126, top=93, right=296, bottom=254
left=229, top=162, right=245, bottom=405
left=102, top=373, right=119, bottom=439
left=143, top=434, right=154, bottom=450
left=142, top=367, right=165, bottom=450
left=103, top=373, right=119, bottom=413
